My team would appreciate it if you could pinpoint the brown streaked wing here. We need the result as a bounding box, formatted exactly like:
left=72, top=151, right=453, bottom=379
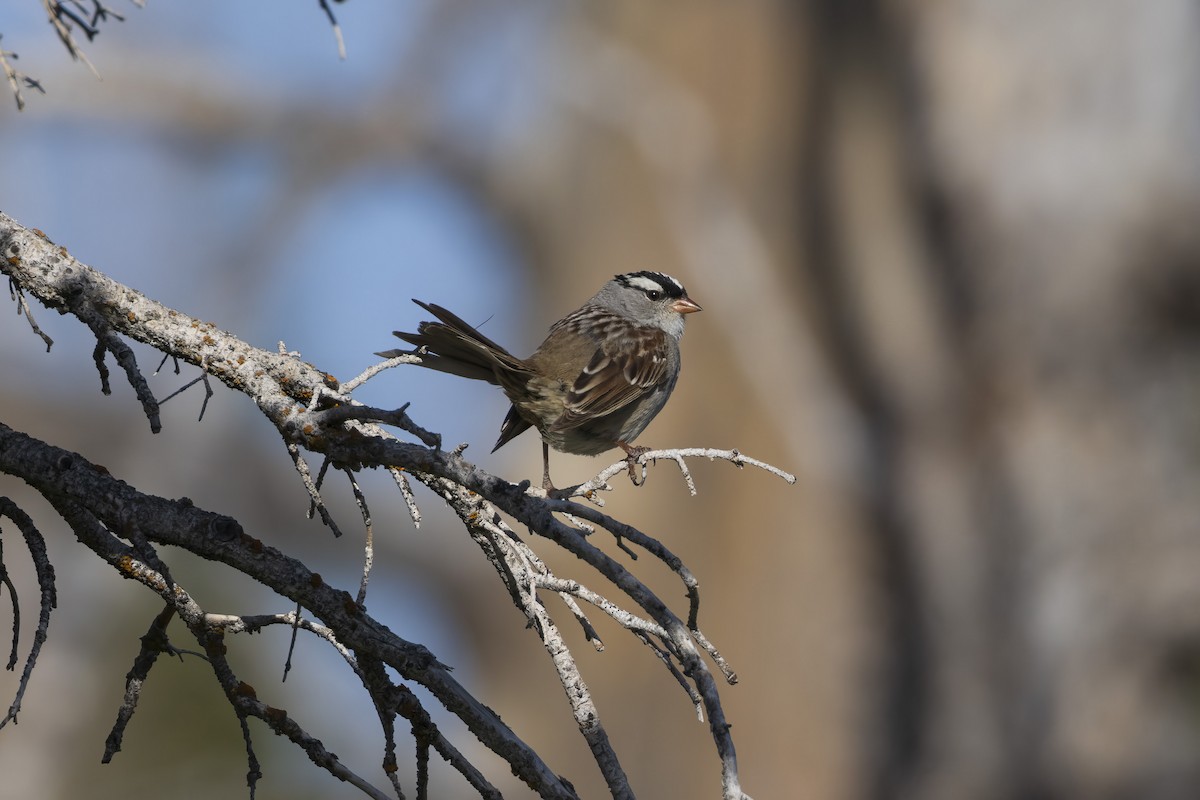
left=550, top=327, right=670, bottom=432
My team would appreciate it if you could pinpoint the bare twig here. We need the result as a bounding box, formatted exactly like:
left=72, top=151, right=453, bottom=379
left=103, top=604, right=184, bottom=762
left=156, top=375, right=204, bottom=405
left=317, top=0, right=347, bottom=60
left=158, top=368, right=215, bottom=421
left=0, top=35, right=47, bottom=112
left=570, top=446, right=796, bottom=501
left=345, top=468, right=375, bottom=605
left=81, top=312, right=162, bottom=433
left=535, top=575, right=664, bottom=640
left=389, top=467, right=422, bottom=529
left=632, top=630, right=704, bottom=718
left=7, top=279, right=53, bottom=349
left=281, top=601, right=303, bottom=683
left=153, top=352, right=179, bottom=375
left=0, top=499, right=56, bottom=731
left=208, top=611, right=357, bottom=670
left=354, top=655, right=406, bottom=799
left=234, top=705, right=264, bottom=798
left=342, top=353, right=424, bottom=393
left=319, top=401, right=442, bottom=449
left=42, top=0, right=101, bottom=77
left=529, top=557, right=604, bottom=651
left=91, top=337, right=111, bottom=393
left=196, top=369, right=214, bottom=420
left=0, top=546, right=17, bottom=671
left=692, top=627, right=738, bottom=685
left=287, top=443, right=343, bottom=537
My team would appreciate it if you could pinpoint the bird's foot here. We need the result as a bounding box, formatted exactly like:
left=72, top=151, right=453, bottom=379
left=541, top=472, right=569, bottom=498
left=618, top=442, right=650, bottom=486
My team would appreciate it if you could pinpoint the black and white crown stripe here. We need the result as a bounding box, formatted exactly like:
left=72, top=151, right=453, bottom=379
left=614, top=271, right=686, bottom=299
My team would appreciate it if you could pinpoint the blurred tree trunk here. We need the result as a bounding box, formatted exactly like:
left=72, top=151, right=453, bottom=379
left=796, top=1, right=1200, bottom=798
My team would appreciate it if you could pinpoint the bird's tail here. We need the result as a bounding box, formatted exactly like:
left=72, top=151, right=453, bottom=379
left=376, top=300, right=531, bottom=386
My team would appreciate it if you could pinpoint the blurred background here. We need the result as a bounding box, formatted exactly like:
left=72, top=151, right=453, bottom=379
left=4, top=1, right=1200, bottom=798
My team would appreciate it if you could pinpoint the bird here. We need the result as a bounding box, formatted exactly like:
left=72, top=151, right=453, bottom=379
left=376, top=271, right=701, bottom=493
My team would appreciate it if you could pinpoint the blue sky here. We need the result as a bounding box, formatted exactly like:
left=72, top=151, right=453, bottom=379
left=0, top=1, right=544, bottom=439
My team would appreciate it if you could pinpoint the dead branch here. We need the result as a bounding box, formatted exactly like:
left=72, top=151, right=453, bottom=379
left=0, top=211, right=781, bottom=799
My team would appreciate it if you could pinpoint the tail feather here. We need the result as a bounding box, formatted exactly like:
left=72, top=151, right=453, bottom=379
left=493, top=404, right=533, bottom=452
left=379, top=299, right=532, bottom=387
left=412, top=301, right=514, bottom=358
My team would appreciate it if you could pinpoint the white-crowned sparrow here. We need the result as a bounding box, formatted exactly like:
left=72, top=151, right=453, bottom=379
left=377, top=271, right=701, bottom=491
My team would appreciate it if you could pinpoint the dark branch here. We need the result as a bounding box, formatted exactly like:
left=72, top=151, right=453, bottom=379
left=0, top=498, right=57, bottom=730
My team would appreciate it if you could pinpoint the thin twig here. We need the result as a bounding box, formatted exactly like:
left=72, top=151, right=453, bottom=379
left=196, top=370, right=214, bottom=420
left=319, top=402, right=442, bottom=449
left=208, top=611, right=357, bottom=671
left=389, top=467, right=422, bottom=529
left=281, top=601, right=303, bottom=683
left=159, top=365, right=215, bottom=421
left=287, top=444, right=343, bottom=537
left=535, top=575, right=664, bottom=640
left=354, top=656, right=404, bottom=797
left=235, top=705, right=263, bottom=798
left=42, top=0, right=101, bottom=77
left=0, top=499, right=56, bottom=730
left=0, top=36, right=45, bottom=112
left=82, top=314, right=162, bottom=433
left=158, top=374, right=205, bottom=405
left=103, top=604, right=183, bottom=762
left=633, top=630, right=704, bottom=719
left=569, top=447, right=796, bottom=501
left=692, top=627, right=738, bottom=685
left=91, top=338, right=111, bottom=393
left=342, top=353, right=423, bottom=393
left=317, top=0, right=347, bottom=60
left=7, top=279, right=53, bottom=350
left=153, top=352, right=180, bottom=375
left=345, top=468, right=375, bottom=605
left=0, top=528, right=18, bottom=671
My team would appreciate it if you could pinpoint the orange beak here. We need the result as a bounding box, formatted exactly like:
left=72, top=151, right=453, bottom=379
left=672, top=296, right=702, bottom=314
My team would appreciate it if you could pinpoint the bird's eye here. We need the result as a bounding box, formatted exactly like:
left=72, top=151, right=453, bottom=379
left=646, top=290, right=662, bottom=301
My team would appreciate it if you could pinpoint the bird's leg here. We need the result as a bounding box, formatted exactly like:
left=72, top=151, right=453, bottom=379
left=541, top=440, right=559, bottom=494
left=618, top=441, right=650, bottom=486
